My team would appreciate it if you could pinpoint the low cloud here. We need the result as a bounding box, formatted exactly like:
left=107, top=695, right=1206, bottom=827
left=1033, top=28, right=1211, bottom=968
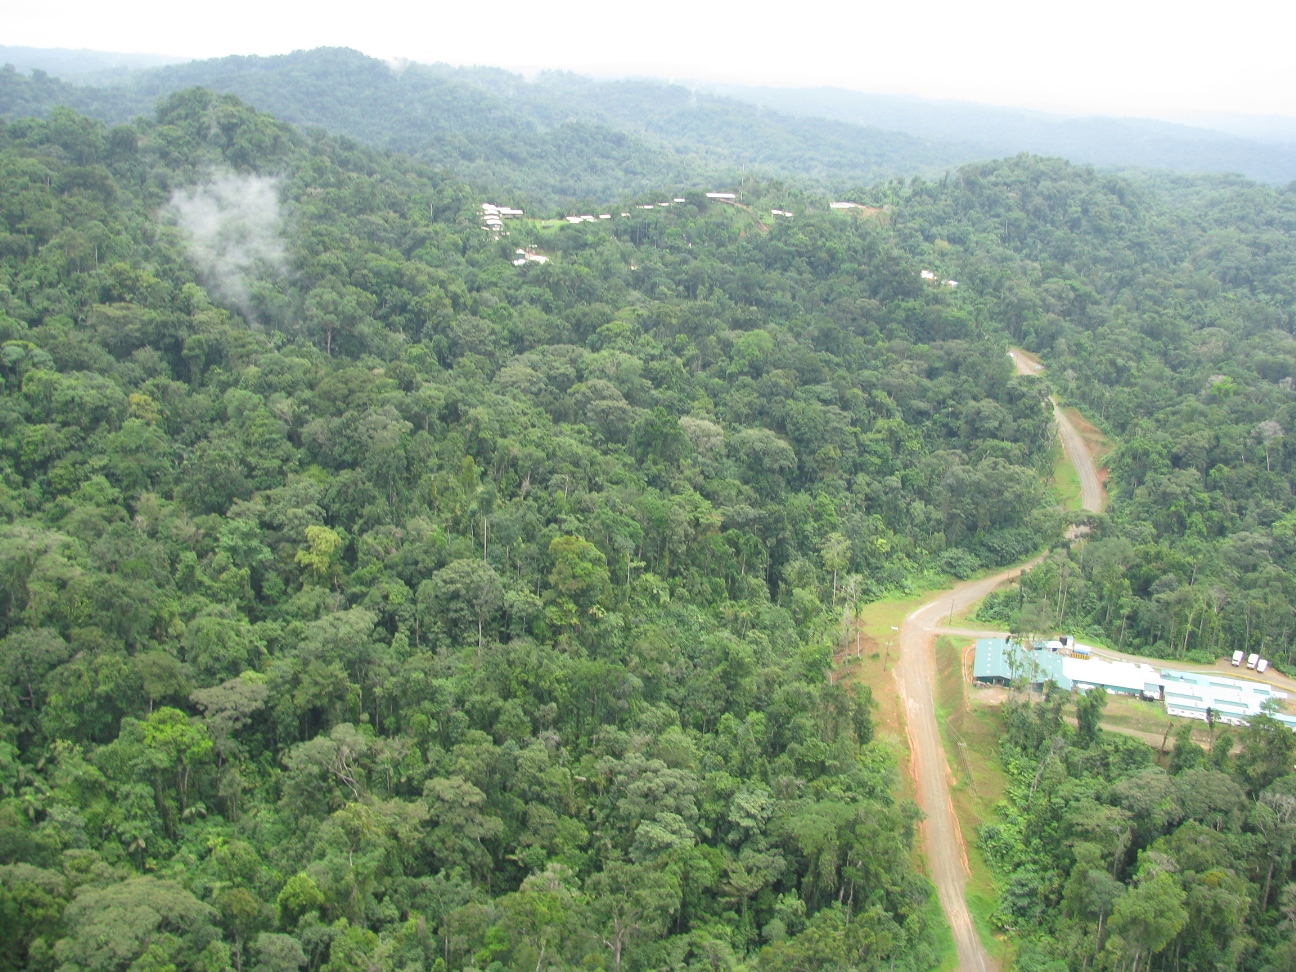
left=171, top=172, right=285, bottom=320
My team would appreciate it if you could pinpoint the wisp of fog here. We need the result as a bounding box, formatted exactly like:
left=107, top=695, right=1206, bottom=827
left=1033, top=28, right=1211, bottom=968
left=170, top=172, right=284, bottom=320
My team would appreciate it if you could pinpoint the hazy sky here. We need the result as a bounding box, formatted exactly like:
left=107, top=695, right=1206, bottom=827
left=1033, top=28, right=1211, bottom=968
left=6, top=0, right=1294, bottom=119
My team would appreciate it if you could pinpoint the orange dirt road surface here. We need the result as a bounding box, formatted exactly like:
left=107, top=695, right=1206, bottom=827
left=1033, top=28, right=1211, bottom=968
left=897, top=559, right=1042, bottom=972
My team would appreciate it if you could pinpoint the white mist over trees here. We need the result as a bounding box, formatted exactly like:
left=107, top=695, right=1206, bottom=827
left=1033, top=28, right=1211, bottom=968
left=170, top=171, right=284, bottom=320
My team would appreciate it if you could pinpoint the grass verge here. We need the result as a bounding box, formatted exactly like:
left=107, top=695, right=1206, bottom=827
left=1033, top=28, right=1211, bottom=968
left=927, top=892, right=959, bottom=972
left=1050, top=437, right=1083, bottom=511
left=843, top=592, right=928, bottom=805
left=934, top=635, right=1013, bottom=968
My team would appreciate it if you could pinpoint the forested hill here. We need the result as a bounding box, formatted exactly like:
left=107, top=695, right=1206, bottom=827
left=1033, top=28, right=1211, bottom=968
left=8, top=46, right=1296, bottom=206
left=0, top=91, right=1061, bottom=972
left=0, top=48, right=976, bottom=206
left=6, top=76, right=1296, bottom=972
left=874, top=160, right=1296, bottom=669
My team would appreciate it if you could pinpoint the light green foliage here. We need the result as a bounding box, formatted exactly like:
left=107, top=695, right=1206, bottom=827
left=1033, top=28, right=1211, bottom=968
left=296, top=526, right=343, bottom=585
left=275, top=874, right=325, bottom=931
left=53, top=877, right=220, bottom=972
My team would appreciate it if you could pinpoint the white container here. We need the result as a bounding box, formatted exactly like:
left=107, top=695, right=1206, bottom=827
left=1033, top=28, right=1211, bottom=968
left=1258, top=659, right=1269, bottom=673
left=1247, top=653, right=1260, bottom=669
left=1232, top=650, right=1244, bottom=666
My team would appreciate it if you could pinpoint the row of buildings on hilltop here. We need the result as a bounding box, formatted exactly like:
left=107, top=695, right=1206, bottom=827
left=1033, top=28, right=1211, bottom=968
left=973, top=636, right=1296, bottom=731
left=480, top=203, right=524, bottom=232
left=491, top=194, right=836, bottom=231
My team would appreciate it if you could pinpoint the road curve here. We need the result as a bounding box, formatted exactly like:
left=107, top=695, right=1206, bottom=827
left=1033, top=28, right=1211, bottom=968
left=898, top=559, right=1042, bottom=972
left=888, top=349, right=1100, bottom=970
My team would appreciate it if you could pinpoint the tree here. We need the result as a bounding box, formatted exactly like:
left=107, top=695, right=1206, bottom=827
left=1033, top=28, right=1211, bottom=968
left=251, top=934, right=306, bottom=972
left=425, top=559, right=504, bottom=652
left=0, top=627, right=72, bottom=736
left=423, top=776, right=503, bottom=881
left=1107, top=871, right=1187, bottom=972
left=53, top=877, right=220, bottom=972
left=191, top=673, right=270, bottom=763
left=276, top=874, right=325, bottom=930
left=586, top=862, right=680, bottom=971
left=1075, top=686, right=1107, bottom=748
left=1252, top=789, right=1296, bottom=908
left=1063, top=844, right=1124, bottom=957
left=183, top=612, right=260, bottom=683
left=141, top=707, right=213, bottom=820
left=1168, top=723, right=1204, bottom=775
left=295, top=526, right=343, bottom=587
left=215, top=887, right=266, bottom=972
left=135, top=652, right=189, bottom=712
left=547, top=535, right=609, bottom=614
left=491, top=864, right=580, bottom=972
left=0, top=862, right=70, bottom=972
left=820, top=533, right=849, bottom=604
left=1236, top=713, right=1296, bottom=796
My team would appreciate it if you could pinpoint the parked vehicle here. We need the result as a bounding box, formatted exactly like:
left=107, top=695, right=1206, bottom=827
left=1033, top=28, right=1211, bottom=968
left=1248, top=653, right=1260, bottom=669
left=1233, top=650, right=1245, bottom=666
left=1258, top=659, right=1269, bottom=673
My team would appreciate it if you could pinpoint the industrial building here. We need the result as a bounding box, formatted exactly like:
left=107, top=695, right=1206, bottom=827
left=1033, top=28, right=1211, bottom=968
left=973, top=637, right=1296, bottom=729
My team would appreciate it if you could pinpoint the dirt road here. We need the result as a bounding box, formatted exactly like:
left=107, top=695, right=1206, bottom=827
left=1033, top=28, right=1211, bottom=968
left=1009, top=349, right=1103, bottom=514
left=897, top=560, right=1042, bottom=972
left=886, top=348, right=1102, bottom=970
left=1054, top=404, right=1103, bottom=513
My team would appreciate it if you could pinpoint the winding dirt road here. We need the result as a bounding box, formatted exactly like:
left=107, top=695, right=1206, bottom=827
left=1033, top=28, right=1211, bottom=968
left=897, top=561, right=1041, bottom=972
left=891, top=350, right=1104, bottom=970
left=1009, top=349, right=1104, bottom=515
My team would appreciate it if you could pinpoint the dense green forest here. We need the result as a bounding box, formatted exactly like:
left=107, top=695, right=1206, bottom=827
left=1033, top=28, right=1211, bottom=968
left=984, top=688, right=1296, bottom=972
left=0, top=90, right=1065, bottom=972
left=0, top=49, right=977, bottom=206
left=7, top=54, right=1296, bottom=972
left=905, top=161, right=1296, bottom=668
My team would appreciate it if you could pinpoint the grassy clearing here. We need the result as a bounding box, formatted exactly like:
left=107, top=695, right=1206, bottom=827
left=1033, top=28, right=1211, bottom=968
left=1093, top=693, right=1254, bottom=750
left=934, top=635, right=1013, bottom=967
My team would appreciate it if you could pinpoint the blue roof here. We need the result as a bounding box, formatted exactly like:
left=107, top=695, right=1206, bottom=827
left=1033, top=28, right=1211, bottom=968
left=974, top=639, right=1071, bottom=689
left=973, top=638, right=1015, bottom=680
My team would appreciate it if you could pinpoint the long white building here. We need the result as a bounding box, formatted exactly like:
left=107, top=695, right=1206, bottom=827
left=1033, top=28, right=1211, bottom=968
left=974, top=637, right=1296, bottom=730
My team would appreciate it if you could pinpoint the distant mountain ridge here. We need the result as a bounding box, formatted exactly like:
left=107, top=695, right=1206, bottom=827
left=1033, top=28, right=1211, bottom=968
left=702, top=83, right=1296, bottom=185
left=2, top=45, right=1295, bottom=204
left=0, top=44, right=184, bottom=82
left=0, top=48, right=977, bottom=206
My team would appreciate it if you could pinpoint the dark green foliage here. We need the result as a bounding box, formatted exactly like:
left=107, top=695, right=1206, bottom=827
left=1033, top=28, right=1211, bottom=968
left=906, top=159, right=1296, bottom=669
left=985, top=691, right=1296, bottom=972
left=0, top=92, right=1065, bottom=972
